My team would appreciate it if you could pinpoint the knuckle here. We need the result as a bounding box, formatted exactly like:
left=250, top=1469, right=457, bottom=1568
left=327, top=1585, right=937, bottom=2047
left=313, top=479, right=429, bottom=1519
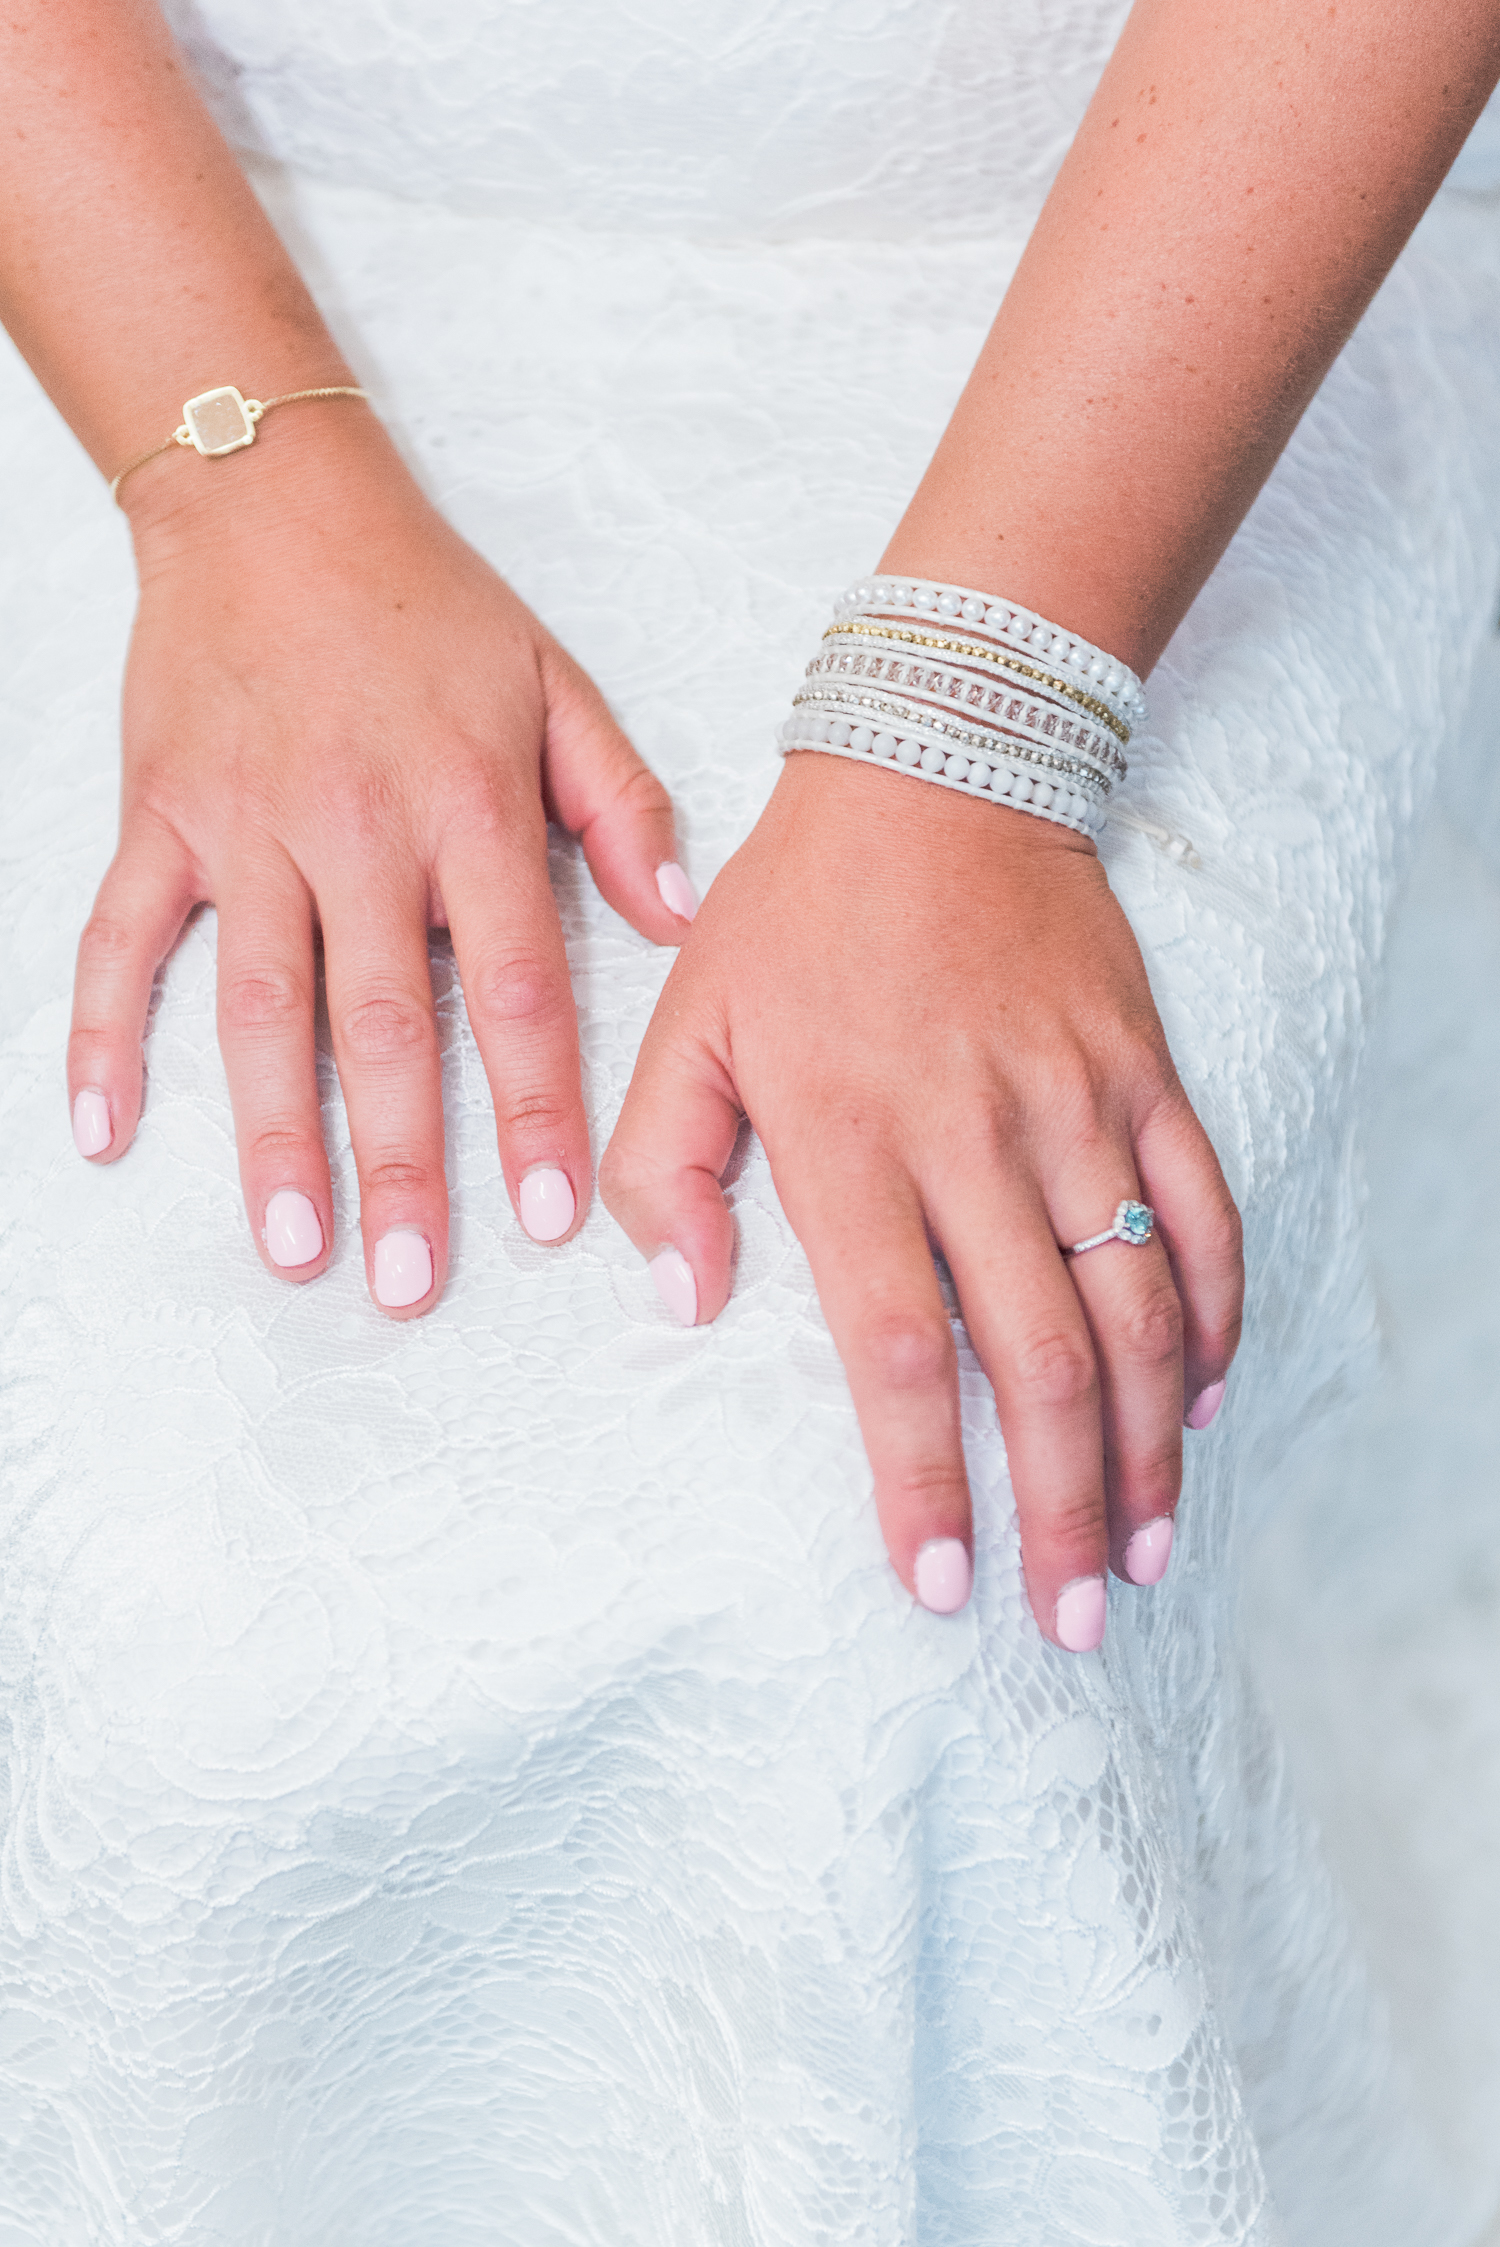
left=859, top=1310, right=954, bottom=1395
left=1122, top=1028, right=1176, bottom=1098
left=115, top=793, right=185, bottom=871
left=1116, top=1282, right=1184, bottom=1370
left=1033, top=1490, right=1109, bottom=1552
left=597, top=1132, right=667, bottom=1219
left=218, top=966, right=305, bottom=1039
left=434, top=768, right=507, bottom=851
left=1040, top=1025, right=1122, bottom=1114
left=319, top=766, right=397, bottom=850
left=596, top=1140, right=635, bottom=1214
left=245, top=1123, right=318, bottom=1173
left=1203, top=1192, right=1245, bottom=1275
left=75, top=911, right=141, bottom=978
left=1047, top=1113, right=1123, bottom=1192
left=886, top=1460, right=970, bottom=1537
left=360, top=1157, right=438, bottom=1200
left=1205, top=1301, right=1244, bottom=1372
left=336, top=990, right=434, bottom=1068
left=1127, top=1440, right=1184, bottom=1506
left=498, top=1090, right=575, bottom=1142
left=67, top=1017, right=118, bottom=1062
left=608, top=756, right=672, bottom=821
left=1011, top=1329, right=1096, bottom=1411
left=466, top=951, right=568, bottom=1038
left=1040, top=1060, right=1103, bottom=1147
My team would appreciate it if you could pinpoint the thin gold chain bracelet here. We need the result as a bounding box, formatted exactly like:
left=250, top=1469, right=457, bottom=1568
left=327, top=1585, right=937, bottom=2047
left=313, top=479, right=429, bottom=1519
left=109, top=383, right=369, bottom=504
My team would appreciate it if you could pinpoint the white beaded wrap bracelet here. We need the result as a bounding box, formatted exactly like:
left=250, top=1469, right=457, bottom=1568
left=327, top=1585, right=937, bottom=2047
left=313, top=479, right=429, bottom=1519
left=778, top=577, right=1146, bottom=838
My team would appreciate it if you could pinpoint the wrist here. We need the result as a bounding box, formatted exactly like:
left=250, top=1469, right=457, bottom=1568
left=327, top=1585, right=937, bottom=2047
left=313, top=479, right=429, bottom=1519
left=875, top=532, right=1156, bottom=684
left=122, top=395, right=424, bottom=573
left=772, top=741, right=1093, bottom=861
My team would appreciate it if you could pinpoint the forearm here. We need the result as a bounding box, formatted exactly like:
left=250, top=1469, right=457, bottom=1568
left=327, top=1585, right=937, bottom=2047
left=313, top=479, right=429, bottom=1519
left=0, top=0, right=370, bottom=531
left=886, top=0, right=1500, bottom=675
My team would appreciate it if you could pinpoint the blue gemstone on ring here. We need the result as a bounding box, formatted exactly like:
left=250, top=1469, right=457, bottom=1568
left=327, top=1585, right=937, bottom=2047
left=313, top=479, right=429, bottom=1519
left=1116, top=1200, right=1154, bottom=1244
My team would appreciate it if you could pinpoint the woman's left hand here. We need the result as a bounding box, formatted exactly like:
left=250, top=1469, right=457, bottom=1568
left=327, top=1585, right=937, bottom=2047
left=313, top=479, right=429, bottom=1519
left=600, top=751, right=1242, bottom=1643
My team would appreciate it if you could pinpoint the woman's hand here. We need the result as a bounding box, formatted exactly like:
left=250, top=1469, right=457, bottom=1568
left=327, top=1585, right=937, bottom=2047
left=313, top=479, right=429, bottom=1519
left=600, top=753, right=1242, bottom=1643
left=68, top=417, right=694, bottom=1314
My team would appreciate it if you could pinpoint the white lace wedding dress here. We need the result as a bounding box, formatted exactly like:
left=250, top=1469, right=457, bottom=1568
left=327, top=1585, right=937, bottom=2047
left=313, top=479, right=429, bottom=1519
left=3, top=4, right=1499, bottom=2241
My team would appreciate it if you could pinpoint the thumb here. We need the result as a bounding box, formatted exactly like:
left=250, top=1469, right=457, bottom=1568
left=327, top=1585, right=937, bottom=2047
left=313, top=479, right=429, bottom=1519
left=538, top=638, right=700, bottom=945
left=598, top=970, right=741, bottom=1326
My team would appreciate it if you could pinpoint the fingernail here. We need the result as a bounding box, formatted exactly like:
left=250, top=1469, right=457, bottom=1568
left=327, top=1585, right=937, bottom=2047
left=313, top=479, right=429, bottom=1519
left=519, top=1167, right=575, bottom=1243
left=1185, top=1378, right=1226, bottom=1431
left=1123, top=1516, right=1174, bottom=1587
left=649, top=1247, right=697, bottom=1326
left=1055, top=1575, right=1107, bottom=1653
left=914, top=1538, right=973, bottom=1615
left=264, top=1189, right=324, bottom=1270
left=655, top=861, right=699, bottom=922
left=374, top=1229, right=433, bottom=1309
left=72, top=1087, right=112, bottom=1158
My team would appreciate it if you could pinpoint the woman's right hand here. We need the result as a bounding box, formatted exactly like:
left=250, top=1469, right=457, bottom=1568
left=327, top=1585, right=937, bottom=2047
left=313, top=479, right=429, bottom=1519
left=68, top=412, right=694, bottom=1314
left=600, top=750, right=1243, bottom=1645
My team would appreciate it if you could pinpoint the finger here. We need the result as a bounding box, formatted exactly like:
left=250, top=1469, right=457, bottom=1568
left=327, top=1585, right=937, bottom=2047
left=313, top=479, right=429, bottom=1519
left=215, top=853, right=332, bottom=1284
left=598, top=968, right=742, bottom=1325
left=1136, top=1096, right=1244, bottom=1433
left=318, top=868, right=447, bottom=1319
left=777, top=1158, right=974, bottom=1615
left=438, top=796, right=591, bottom=1245
left=606, top=993, right=974, bottom=1615
left=936, top=1175, right=1108, bottom=1646
left=68, top=820, right=199, bottom=1164
left=537, top=639, right=699, bottom=945
left=1054, top=1164, right=1184, bottom=1592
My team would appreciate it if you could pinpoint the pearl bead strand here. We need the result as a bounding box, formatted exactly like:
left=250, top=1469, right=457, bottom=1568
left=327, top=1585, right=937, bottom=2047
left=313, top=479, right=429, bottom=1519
left=833, top=578, right=1147, bottom=731
left=778, top=709, right=1108, bottom=836
left=790, top=684, right=1114, bottom=800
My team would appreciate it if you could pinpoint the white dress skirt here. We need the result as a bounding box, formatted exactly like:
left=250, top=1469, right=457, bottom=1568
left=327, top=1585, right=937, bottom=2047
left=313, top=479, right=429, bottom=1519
left=2, top=3, right=1499, bottom=2240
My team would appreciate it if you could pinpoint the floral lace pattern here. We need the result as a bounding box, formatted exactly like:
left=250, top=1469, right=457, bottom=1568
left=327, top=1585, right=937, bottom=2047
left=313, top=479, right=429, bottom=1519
left=164, top=0, right=1135, bottom=238
left=3, top=5, right=1500, bottom=2239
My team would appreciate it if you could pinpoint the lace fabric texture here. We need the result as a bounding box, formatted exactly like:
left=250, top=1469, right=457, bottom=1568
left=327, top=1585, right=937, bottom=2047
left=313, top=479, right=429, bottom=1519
left=3, top=4, right=1500, bottom=2241
left=164, top=0, right=1134, bottom=237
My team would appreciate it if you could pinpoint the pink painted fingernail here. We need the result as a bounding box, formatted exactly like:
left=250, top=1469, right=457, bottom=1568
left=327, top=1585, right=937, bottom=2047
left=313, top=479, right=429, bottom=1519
left=655, top=862, right=699, bottom=922
left=265, top=1189, right=324, bottom=1269
left=1055, top=1575, right=1107, bottom=1652
left=915, top=1538, right=973, bottom=1615
left=1185, top=1378, right=1226, bottom=1431
left=519, top=1167, right=575, bottom=1243
left=374, top=1229, right=432, bottom=1309
left=72, top=1087, right=112, bottom=1158
left=650, top=1247, right=697, bottom=1326
left=1124, top=1516, right=1174, bottom=1587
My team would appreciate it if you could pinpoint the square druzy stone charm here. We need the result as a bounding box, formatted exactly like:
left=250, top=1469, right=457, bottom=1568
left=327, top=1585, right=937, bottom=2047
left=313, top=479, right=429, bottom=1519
left=182, top=386, right=257, bottom=458
left=1116, top=1199, right=1154, bottom=1244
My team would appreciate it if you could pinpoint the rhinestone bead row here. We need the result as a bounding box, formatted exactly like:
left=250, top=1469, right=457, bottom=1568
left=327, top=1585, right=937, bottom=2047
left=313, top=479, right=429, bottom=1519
left=805, top=645, right=1124, bottom=779
left=822, top=622, right=1132, bottom=749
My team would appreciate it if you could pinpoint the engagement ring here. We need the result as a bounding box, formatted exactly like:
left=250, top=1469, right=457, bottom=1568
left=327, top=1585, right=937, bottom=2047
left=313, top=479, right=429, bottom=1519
left=1066, top=1200, right=1155, bottom=1257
